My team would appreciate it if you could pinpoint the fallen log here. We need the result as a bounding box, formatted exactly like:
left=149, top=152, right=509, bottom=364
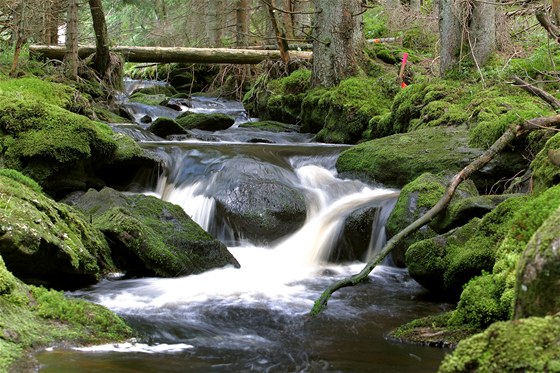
left=310, top=115, right=560, bottom=316
left=29, top=45, right=313, bottom=64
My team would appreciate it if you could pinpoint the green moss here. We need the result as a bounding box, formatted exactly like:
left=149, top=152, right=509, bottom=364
left=0, top=168, right=41, bottom=193
left=336, top=127, right=474, bottom=188
left=438, top=316, right=560, bottom=373
left=531, top=132, right=560, bottom=193
left=449, top=186, right=560, bottom=329
left=390, top=312, right=479, bottom=348
left=0, top=95, right=118, bottom=184
left=0, top=256, right=132, bottom=371
left=128, top=92, right=166, bottom=106
left=0, top=173, right=113, bottom=277
left=0, top=77, right=73, bottom=108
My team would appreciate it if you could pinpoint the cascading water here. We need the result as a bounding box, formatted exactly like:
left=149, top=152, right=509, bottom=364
left=36, top=81, right=449, bottom=372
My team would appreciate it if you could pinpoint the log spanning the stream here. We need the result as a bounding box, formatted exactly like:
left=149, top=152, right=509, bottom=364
left=29, top=44, right=313, bottom=64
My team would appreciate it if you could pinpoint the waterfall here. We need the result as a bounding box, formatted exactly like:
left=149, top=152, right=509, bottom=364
left=37, top=88, right=447, bottom=373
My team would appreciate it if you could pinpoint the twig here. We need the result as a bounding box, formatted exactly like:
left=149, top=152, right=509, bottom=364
left=512, top=75, right=560, bottom=111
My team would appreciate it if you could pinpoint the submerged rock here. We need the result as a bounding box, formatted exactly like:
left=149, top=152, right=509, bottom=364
left=68, top=187, right=239, bottom=277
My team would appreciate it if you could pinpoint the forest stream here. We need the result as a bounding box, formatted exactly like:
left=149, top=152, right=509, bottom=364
left=35, top=81, right=450, bottom=372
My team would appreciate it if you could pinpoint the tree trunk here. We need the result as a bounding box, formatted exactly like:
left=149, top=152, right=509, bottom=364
left=64, top=0, right=79, bottom=79
left=206, top=0, right=224, bottom=47
left=88, top=0, right=110, bottom=77
left=292, top=0, right=313, bottom=41
left=470, top=0, right=496, bottom=68
left=236, top=0, right=250, bottom=47
left=264, top=0, right=290, bottom=64
left=311, top=0, right=365, bottom=88
left=9, top=0, right=26, bottom=77
left=29, top=44, right=313, bottom=64
left=439, top=0, right=496, bottom=76
left=439, top=0, right=462, bottom=76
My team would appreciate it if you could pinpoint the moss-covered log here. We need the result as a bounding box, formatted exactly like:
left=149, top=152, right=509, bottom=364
left=29, top=45, right=313, bottom=64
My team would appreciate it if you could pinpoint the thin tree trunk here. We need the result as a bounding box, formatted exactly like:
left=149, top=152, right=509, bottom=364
left=88, top=0, right=110, bottom=77
left=236, top=0, right=250, bottom=47
left=264, top=0, right=290, bottom=64
left=470, top=0, right=496, bottom=68
left=65, top=0, right=79, bottom=79
left=10, top=0, right=26, bottom=77
left=310, top=115, right=560, bottom=316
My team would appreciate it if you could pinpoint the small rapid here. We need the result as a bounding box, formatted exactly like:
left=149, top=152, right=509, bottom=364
left=37, top=81, right=449, bottom=372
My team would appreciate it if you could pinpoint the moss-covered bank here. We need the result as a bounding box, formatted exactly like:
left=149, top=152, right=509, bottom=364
left=0, top=255, right=132, bottom=371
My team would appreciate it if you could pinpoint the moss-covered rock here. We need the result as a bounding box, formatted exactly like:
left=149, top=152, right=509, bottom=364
left=68, top=187, right=240, bottom=277
left=148, top=117, right=189, bottom=138
left=243, top=68, right=311, bottom=125
left=176, top=112, right=235, bottom=131
left=0, top=170, right=114, bottom=289
left=128, top=92, right=167, bottom=106
left=0, top=255, right=132, bottom=371
left=386, top=172, right=479, bottom=267
left=530, top=131, right=560, bottom=194
left=0, top=81, right=159, bottom=197
left=336, top=126, right=527, bottom=191
left=438, top=316, right=560, bottom=373
left=449, top=186, right=560, bottom=329
left=304, top=77, right=392, bottom=144
left=514, top=206, right=560, bottom=318
left=406, top=218, right=492, bottom=298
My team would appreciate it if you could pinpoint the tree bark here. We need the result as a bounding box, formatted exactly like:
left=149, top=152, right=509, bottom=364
left=439, top=0, right=462, bottom=76
left=88, top=0, right=110, bottom=77
left=29, top=44, right=313, bottom=64
left=310, top=115, right=560, bottom=316
left=470, top=0, right=496, bottom=68
left=236, top=0, right=250, bottom=47
left=64, top=0, right=79, bottom=79
left=439, top=0, right=496, bottom=76
left=311, top=0, right=365, bottom=88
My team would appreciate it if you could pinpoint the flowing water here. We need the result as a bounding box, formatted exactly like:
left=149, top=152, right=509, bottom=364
left=36, top=82, right=450, bottom=372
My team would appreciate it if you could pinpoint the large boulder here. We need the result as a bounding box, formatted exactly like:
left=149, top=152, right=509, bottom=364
left=206, top=158, right=307, bottom=244
left=336, top=127, right=527, bottom=191
left=0, top=169, right=114, bottom=289
left=0, top=80, right=160, bottom=198
left=68, top=187, right=239, bottom=277
left=514, top=206, right=560, bottom=319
